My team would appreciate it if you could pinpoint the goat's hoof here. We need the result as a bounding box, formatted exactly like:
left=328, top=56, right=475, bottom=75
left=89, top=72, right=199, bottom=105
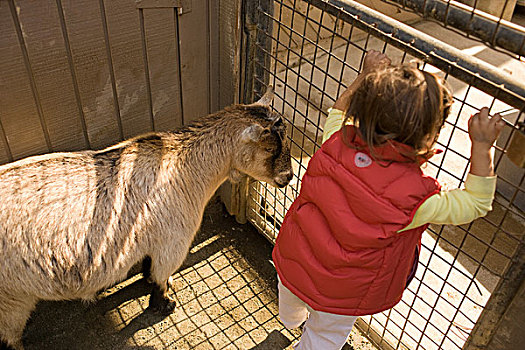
left=148, top=296, right=176, bottom=315
left=149, top=300, right=176, bottom=315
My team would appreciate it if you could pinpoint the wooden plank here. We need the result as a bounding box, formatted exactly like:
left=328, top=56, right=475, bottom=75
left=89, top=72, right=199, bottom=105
left=209, top=0, right=220, bottom=113
left=0, top=1, right=49, bottom=161
left=218, top=0, right=241, bottom=109
left=142, top=8, right=183, bottom=131
left=102, top=0, right=152, bottom=138
left=0, top=118, right=12, bottom=165
left=59, top=0, right=121, bottom=150
left=136, top=0, right=182, bottom=8
left=16, top=0, right=89, bottom=152
left=178, top=0, right=210, bottom=123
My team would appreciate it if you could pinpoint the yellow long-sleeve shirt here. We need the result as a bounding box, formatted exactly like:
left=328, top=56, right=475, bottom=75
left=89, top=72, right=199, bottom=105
left=322, top=109, right=496, bottom=231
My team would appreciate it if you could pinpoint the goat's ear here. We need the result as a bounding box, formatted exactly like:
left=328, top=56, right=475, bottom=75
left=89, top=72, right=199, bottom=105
left=241, top=124, right=270, bottom=143
left=255, top=86, right=274, bottom=106
left=270, top=115, right=284, bottom=128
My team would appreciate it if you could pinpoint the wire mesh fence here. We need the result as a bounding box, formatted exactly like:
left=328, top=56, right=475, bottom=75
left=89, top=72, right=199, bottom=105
left=376, top=0, right=525, bottom=59
left=243, top=1, right=525, bottom=349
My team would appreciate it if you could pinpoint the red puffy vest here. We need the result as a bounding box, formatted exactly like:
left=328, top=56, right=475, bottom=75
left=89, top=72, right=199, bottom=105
left=273, top=127, right=440, bottom=316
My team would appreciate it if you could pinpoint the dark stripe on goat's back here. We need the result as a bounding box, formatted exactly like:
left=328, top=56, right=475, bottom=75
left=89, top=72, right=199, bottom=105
left=95, top=132, right=163, bottom=157
left=94, top=148, right=122, bottom=168
left=134, top=133, right=162, bottom=144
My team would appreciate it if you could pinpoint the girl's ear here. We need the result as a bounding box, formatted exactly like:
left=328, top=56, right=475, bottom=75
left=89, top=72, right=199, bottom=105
left=254, top=86, right=274, bottom=106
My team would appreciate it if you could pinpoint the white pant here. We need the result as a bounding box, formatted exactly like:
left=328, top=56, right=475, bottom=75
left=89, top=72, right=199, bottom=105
left=278, top=280, right=358, bottom=350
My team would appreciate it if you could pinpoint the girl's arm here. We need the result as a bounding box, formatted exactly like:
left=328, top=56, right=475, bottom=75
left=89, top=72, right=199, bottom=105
left=399, top=174, right=497, bottom=231
left=468, top=107, right=505, bottom=176
left=400, top=108, right=505, bottom=231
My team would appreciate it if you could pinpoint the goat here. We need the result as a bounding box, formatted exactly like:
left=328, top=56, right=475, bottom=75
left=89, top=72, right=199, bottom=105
left=0, top=88, right=292, bottom=350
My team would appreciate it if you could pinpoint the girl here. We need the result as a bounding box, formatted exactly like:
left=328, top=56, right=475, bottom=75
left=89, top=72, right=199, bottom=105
left=272, top=50, right=505, bottom=350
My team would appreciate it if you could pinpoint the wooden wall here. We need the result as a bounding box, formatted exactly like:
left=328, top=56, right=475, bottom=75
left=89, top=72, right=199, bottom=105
left=0, top=0, right=235, bottom=164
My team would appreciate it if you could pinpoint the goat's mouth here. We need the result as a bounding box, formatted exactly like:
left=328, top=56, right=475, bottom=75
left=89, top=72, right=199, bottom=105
left=274, top=180, right=287, bottom=188
left=273, top=178, right=291, bottom=188
left=273, top=170, right=293, bottom=188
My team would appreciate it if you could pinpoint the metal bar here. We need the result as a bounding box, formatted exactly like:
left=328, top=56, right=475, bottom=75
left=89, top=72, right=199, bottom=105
left=305, top=0, right=525, bottom=110
left=463, top=178, right=525, bottom=350
left=253, top=0, right=274, bottom=100
left=383, top=0, right=525, bottom=57
left=241, top=0, right=258, bottom=103
left=174, top=9, right=185, bottom=125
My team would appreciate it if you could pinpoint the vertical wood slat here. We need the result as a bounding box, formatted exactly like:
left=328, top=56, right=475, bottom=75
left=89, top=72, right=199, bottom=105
left=218, top=0, right=241, bottom=109
left=138, top=8, right=156, bottom=131
left=0, top=117, right=12, bottom=163
left=142, top=8, right=183, bottom=131
left=8, top=0, right=53, bottom=153
left=178, top=0, right=210, bottom=124
left=208, top=0, right=220, bottom=113
left=60, top=0, right=120, bottom=150
left=98, top=0, right=124, bottom=141
left=55, top=0, right=91, bottom=149
left=0, top=0, right=49, bottom=161
left=15, top=0, right=89, bottom=152
left=102, top=0, right=152, bottom=138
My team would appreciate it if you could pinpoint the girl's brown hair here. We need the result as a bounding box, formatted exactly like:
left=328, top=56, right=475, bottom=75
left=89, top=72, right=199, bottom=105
left=342, top=64, right=453, bottom=162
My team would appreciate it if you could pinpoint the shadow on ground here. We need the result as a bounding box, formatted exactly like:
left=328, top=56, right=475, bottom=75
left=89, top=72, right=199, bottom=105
left=22, top=197, right=374, bottom=349
left=20, top=197, right=268, bottom=349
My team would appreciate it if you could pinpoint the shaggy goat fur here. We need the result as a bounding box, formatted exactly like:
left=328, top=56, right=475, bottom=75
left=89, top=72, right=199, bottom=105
left=0, top=90, right=292, bottom=349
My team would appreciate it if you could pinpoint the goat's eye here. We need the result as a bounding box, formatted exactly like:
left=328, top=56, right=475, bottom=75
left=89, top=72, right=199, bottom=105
left=264, top=147, right=274, bottom=153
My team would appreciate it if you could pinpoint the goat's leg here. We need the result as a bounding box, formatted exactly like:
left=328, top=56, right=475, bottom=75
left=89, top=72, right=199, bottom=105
left=148, top=280, right=176, bottom=314
left=147, top=246, right=189, bottom=314
left=141, top=256, right=152, bottom=282
left=0, top=297, right=36, bottom=350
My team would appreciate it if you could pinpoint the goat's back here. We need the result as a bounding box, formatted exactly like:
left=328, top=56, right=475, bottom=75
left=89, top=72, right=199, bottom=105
left=0, top=141, right=166, bottom=299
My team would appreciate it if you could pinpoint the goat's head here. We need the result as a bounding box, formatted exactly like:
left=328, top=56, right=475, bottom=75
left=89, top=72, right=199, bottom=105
left=231, top=87, right=293, bottom=188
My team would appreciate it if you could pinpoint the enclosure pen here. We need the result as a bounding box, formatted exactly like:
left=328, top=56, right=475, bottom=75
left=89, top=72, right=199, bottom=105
left=238, top=0, right=525, bottom=349
left=1, top=0, right=524, bottom=348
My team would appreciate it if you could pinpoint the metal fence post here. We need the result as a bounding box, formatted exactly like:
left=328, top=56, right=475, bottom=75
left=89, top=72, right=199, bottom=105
left=463, top=240, right=525, bottom=350
left=221, top=0, right=274, bottom=223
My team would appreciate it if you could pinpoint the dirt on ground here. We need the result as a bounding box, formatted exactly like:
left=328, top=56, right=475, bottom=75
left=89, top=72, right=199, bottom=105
left=21, top=196, right=376, bottom=350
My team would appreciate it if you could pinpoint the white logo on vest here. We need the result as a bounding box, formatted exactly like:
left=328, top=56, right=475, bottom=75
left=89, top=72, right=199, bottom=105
left=355, top=152, right=372, bottom=168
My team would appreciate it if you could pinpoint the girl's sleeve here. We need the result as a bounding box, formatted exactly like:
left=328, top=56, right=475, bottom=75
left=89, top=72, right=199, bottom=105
left=323, top=108, right=345, bottom=144
left=399, top=174, right=497, bottom=232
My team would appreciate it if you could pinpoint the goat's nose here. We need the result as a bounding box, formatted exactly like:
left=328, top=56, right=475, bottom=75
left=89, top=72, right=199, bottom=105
left=285, top=169, right=293, bottom=182
left=274, top=169, right=294, bottom=188
left=279, top=169, right=293, bottom=184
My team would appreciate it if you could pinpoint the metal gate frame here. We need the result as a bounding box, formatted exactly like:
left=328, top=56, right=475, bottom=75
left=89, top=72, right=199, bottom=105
left=235, top=0, right=525, bottom=349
